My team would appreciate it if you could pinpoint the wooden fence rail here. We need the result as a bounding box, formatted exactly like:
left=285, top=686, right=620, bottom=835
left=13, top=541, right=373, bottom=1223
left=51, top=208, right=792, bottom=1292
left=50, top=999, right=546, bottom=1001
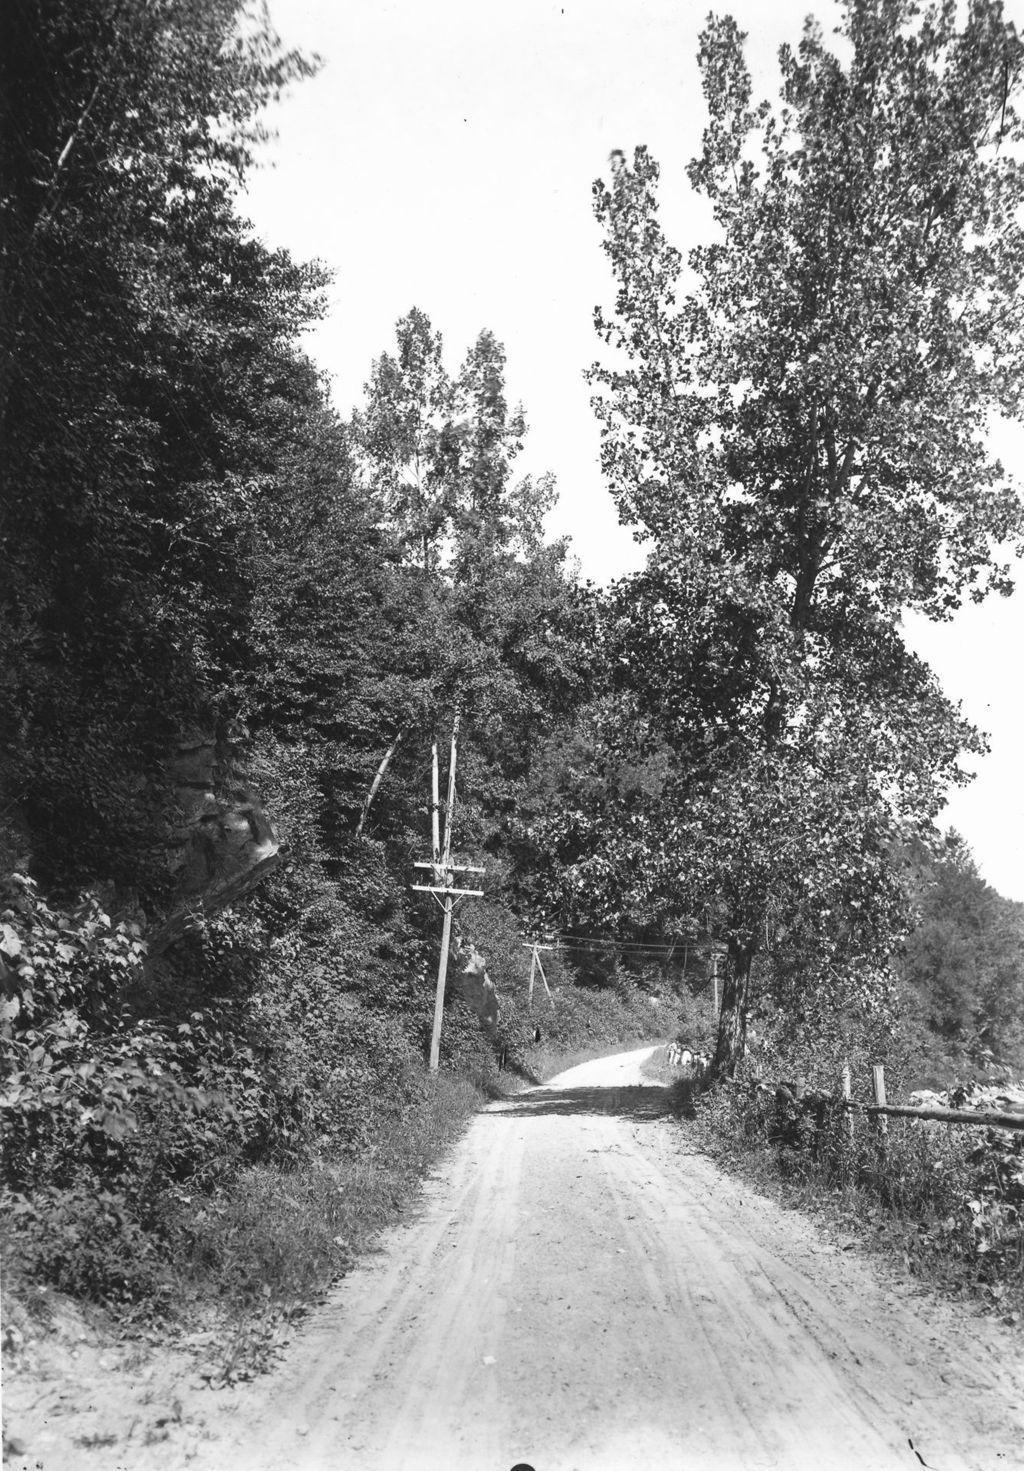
left=742, top=1076, right=1024, bottom=1132
left=863, top=1103, right=1024, bottom=1131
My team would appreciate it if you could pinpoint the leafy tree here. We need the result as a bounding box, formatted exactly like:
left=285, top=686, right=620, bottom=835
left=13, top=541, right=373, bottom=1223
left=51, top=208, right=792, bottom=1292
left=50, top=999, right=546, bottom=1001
left=901, top=834, right=1024, bottom=1066
left=1, top=0, right=323, bottom=900
left=346, top=311, right=594, bottom=858
left=239, top=307, right=597, bottom=1057
left=242, top=392, right=439, bottom=855
left=520, top=578, right=915, bottom=1022
left=589, top=0, right=1024, bottom=1074
left=351, top=309, right=555, bottom=577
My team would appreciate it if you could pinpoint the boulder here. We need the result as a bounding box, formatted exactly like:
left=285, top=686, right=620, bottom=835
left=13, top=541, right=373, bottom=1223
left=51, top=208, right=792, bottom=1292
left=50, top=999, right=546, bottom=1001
left=450, top=936, right=500, bottom=1031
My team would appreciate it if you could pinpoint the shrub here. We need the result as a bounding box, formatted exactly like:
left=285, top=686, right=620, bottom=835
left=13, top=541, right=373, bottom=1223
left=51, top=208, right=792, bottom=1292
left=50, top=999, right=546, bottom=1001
left=2, top=1183, right=167, bottom=1307
left=670, top=987, right=717, bottom=1054
left=0, top=872, right=146, bottom=1029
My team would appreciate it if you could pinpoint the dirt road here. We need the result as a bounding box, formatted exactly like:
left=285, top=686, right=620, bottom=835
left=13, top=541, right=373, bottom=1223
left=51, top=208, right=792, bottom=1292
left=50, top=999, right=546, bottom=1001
left=184, top=1045, right=1024, bottom=1471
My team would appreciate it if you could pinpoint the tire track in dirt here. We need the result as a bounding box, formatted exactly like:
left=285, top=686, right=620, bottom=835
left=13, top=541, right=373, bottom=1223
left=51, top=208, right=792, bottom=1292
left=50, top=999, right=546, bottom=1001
left=191, top=1047, right=1024, bottom=1471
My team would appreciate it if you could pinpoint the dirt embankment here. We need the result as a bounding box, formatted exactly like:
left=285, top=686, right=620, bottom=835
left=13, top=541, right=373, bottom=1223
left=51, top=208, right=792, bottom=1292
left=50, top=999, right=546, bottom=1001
left=7, top=1046, right=1024, bottom=1471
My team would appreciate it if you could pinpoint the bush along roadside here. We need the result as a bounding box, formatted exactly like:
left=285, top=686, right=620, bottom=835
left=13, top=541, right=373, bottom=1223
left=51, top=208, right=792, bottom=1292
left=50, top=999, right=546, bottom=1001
left=686, top=1060, right=1024, bottom=1327
left=0, top=872, right=314, bottom=1330
left=1, top=869, right=666, bottom=1381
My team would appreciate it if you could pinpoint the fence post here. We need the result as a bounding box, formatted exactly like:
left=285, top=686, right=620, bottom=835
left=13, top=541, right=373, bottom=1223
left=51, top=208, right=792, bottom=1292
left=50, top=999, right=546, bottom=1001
left=871, top=1064, right=888, bottom=1169
left=871, top=1065, right=887, bottom=1126
left=794, top=1076, right=808, bottom=1152
left=841, top=1062, right=853, bottom=1143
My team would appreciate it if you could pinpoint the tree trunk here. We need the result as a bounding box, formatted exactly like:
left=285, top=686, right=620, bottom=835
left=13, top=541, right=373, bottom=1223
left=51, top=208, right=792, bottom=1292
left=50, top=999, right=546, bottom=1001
left=355, top=729, right=405, bottom=837
left=711, top=942, right=754, bottom=1079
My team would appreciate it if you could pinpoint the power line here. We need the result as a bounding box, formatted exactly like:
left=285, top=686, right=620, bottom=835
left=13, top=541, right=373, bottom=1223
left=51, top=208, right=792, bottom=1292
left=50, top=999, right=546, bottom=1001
left=556, top=933, right=710, bottom=954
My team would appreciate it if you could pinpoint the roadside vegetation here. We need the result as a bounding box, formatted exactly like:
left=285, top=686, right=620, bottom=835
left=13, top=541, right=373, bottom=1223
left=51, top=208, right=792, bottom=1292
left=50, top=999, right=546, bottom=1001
left=658, top=838, right=1024, bottom=1323
left=0, top=0, right=665, bottom=1376
left=4, top=0, right=1024, bottom=1385
left=662, top=839, right=1024, bottom=1324
left=1, top=962, right=667, bottom=1381
left=681, top=1067, right=1024, bottom=1325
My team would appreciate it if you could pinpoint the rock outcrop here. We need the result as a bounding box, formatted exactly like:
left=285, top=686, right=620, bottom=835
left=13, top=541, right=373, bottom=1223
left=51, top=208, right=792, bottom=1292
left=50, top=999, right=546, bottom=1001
left=450, top=933, right=500, bottom=1031
left=146, top=729, right=280, bottom=958
left=167, top=729, right=278, bottom=898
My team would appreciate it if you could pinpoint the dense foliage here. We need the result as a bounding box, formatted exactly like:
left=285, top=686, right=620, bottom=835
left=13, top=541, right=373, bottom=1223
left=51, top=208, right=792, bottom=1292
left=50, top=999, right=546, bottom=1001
left=0, top=0, right=607, bottom=1312
left=1, top=0, right=325, bottom=898
left=901, top=836, right=1024, bottom=1080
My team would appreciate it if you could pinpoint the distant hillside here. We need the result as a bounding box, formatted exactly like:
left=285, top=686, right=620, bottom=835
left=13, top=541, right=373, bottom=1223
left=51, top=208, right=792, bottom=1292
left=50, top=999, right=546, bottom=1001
left=899, top=834, right=1024, bottom=1085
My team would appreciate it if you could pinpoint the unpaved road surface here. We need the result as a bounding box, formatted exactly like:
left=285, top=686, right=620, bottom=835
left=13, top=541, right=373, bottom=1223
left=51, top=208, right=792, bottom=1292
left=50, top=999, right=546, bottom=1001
left=184, top=1046, right=1023, bottom=1471
left=7, top=1046, right=1024, bottom=1471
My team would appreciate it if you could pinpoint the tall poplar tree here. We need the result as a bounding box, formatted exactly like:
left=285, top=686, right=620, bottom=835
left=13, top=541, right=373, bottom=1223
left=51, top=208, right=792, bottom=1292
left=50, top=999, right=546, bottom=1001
left=348, top=311, right=592, bottom=857
left=590, top=0, right=1024, bottom=1073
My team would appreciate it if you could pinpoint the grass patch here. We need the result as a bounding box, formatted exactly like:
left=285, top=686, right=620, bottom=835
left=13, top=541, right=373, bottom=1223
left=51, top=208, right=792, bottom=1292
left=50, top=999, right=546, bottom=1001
left=639, top=1043, right=685, bottom=1087
left=176, top=1070, right=490, bottom=1378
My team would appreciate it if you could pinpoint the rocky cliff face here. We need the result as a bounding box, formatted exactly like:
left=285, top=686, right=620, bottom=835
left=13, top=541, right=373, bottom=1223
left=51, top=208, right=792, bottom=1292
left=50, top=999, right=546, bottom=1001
left=167, top=730, right=279, bottom=899
left=145, top=729, right=280, bottom=956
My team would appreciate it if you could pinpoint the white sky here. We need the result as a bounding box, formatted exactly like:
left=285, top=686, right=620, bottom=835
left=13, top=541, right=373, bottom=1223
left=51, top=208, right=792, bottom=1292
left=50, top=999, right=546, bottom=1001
left=240, top=0, right=1024, bottom=903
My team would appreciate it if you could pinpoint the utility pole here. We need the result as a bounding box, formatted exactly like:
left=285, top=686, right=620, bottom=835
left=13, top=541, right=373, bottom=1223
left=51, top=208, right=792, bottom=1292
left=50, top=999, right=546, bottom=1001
left=432, top=715, right=459, bottom=1073
left=704, top=913, right=723, bottom=1018
left=430, top=736, right=441, bottom=867
left=522, top=941, right=555, bottom=1011
left=411, top=714, right=484, bottom=1073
